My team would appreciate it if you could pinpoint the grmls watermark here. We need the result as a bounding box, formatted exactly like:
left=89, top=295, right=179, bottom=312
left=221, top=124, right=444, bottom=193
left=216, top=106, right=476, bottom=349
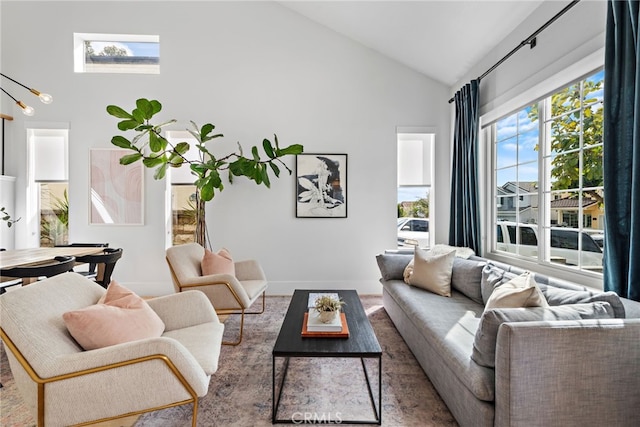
left=292, top=412, right=343, bottom=424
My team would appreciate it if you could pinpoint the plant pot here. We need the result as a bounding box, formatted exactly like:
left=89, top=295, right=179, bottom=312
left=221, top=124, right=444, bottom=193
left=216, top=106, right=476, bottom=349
left=318, top=310, right=338, bottom=323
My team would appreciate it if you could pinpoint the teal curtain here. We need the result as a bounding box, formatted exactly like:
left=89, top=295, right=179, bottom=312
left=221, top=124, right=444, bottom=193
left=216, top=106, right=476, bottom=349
left=449, top=80, right=481, bottom=254
left=603, top=0, right=640, bottom=301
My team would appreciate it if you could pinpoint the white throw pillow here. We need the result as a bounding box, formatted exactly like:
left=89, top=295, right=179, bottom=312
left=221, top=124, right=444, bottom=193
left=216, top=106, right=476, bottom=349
left=404, top=247, right=456, bottom=297
left=484, top=272, right=549, bottom=311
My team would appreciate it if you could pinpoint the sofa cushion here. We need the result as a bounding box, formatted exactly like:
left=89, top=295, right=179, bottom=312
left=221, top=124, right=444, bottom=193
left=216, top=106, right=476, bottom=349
left=404, top=248, right=456, bottom=297
left=484, top=272, right=549, bottom=311
left=472, top=302, right=615, bottom=368
left=481, top=263, right=514, bottom=305
left=538, top=284, right=626, bottom=318
left=376, top=253, right=413, bottom=281
left=201, top=248, right=235, bottom=276
left=382, top=279, right=495, bottom=402
left=451, top=258, right=486, bottom=305
left=63, top=280, right=165, bottom=350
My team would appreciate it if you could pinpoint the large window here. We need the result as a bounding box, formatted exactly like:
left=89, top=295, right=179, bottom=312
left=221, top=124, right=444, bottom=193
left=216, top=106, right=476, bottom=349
left=491, top=70, right=604, bottom=274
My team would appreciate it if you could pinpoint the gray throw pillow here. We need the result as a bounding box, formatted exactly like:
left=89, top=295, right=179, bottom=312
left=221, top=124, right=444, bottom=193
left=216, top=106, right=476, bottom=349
left=538, top=284, right=626, bottom=319
left=481, top=263, right=517, bottom=305
left=376, top=254, right=413, bottom=281
left=471, top=302, right=615, bottom=368
left=451, top=258, right=486, bottom=305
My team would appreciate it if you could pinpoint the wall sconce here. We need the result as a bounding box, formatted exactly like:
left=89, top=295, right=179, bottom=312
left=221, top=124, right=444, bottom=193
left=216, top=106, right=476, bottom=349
left=0, top=73, right=53, bottom=116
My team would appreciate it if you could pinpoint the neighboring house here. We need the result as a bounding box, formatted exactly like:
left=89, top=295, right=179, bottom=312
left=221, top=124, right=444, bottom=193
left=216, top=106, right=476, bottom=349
left=496, top=181, right=539, bottom=223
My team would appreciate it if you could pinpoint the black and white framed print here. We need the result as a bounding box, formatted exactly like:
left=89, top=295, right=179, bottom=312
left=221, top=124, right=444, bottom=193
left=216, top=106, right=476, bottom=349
left=296, top=153, right=347, bottom=218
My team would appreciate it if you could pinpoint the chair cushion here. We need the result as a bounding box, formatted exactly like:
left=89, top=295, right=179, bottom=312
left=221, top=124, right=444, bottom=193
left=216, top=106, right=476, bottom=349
left=404, top=248, right=455, bottom=297
left=201, top=248, right=235, bottom=276
left=472, top=302, right=615, bottom=368
left=63, top=280, right=165, bottom=350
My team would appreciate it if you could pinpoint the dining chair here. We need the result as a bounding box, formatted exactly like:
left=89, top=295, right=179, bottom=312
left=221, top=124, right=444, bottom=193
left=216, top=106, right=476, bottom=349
left=75, top=247, right=123, bottom=288
left=55, top=242, right=109, bottom=275
left=0, top=256, right=76, bottom=291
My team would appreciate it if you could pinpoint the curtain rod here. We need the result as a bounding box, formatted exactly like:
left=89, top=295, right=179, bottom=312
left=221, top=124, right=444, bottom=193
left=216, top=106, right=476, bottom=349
left=448, top=0, right=581, bottom=104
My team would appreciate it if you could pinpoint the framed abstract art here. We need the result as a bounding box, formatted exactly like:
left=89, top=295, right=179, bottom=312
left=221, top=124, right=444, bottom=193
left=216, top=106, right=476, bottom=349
left=90, top=148, right=143, bottom=225
left=295, top=153, right=347, bottom=218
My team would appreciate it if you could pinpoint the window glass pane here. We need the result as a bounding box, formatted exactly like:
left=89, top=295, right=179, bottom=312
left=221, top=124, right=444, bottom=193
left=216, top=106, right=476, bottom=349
left=171, top=185, right=197, bottom=245
left=492, top=69, right=604, bottom=275
left=40, top=183, right=68, bottom=247
left=75, top=33, right=159, bottom=74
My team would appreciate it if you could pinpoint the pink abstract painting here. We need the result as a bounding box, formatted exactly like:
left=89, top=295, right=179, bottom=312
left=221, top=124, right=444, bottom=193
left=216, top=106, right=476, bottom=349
left=90, top=149, right=143, bottom=225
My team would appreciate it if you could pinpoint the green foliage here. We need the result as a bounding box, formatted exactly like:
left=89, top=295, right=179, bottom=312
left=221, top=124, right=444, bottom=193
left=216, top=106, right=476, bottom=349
left=528, top=77, right=604, bottom=203
left=107, top=98, right=304, bottom=203
left=407, top=197, right=429, bottom=218
left=1, top=206, right=20, bottom=228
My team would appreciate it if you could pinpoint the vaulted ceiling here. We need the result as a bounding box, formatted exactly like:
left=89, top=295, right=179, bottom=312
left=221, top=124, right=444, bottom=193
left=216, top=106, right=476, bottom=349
left=279, top=1, right=545, bottom=86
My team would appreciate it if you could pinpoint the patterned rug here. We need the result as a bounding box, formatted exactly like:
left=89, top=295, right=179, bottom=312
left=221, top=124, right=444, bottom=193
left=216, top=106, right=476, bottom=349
left=1, top=295, right=458, bottom=426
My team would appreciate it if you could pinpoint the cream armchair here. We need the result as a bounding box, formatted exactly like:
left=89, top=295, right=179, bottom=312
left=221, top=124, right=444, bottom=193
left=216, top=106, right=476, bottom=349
left=166, top=243, right=267, bottom=345
left=0, top=272, right=224, bottom=427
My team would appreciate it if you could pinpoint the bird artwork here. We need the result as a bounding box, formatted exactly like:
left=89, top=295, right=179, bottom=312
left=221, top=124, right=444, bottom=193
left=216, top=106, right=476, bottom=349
left=296, top=154, right=347, bottom=217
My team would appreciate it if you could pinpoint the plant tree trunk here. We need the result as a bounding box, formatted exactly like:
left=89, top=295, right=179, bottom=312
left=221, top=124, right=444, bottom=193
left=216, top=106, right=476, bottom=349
left=195, top=196, right=208, bottom=249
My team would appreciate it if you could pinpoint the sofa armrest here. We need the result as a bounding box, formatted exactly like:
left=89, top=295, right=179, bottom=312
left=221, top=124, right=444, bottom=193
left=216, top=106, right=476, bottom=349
left=146, top=290, right=221, bottom=331
left=494, top=319, right=640, bottom=427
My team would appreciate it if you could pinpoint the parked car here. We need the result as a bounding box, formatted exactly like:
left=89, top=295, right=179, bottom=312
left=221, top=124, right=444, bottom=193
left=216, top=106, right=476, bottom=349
left=496, top=221, right=602, bottom=270
left=398, top=217, right=429, bottom=248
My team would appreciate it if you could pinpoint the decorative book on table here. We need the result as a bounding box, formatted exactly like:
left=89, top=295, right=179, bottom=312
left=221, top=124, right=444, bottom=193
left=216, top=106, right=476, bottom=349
left=302, top=309, right=349, bottom=338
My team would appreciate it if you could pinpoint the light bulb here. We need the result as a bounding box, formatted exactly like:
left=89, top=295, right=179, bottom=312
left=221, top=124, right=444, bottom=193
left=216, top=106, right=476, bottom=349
left=18, top=101, right=35, bottom=116
left=38, top=92, right=53, bottom=104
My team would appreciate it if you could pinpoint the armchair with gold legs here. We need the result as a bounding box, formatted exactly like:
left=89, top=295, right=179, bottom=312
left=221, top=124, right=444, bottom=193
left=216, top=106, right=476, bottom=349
left=166, top=243, right=267, bottom=346
left=0, top=272, right=224, bottom=427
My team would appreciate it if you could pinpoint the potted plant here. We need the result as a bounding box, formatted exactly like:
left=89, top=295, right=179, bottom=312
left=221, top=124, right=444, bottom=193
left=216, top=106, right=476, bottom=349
left=313, top=294, right=346, bottom=323
left=107, top=98, right=303, bottom=247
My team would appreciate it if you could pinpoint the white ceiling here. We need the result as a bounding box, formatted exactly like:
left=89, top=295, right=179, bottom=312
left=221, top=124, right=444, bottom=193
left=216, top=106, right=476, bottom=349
left=279, top=1, right=545, bottom=87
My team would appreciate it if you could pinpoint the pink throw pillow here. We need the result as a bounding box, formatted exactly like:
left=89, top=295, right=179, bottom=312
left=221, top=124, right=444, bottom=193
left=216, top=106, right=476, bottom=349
left=63, top=280, right=165, bottom=351
left=201, top=248, right=235, bottom=276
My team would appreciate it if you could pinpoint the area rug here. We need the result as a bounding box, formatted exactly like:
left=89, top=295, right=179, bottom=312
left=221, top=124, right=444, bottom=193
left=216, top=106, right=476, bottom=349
left=0, top=295, right=458, bottom=427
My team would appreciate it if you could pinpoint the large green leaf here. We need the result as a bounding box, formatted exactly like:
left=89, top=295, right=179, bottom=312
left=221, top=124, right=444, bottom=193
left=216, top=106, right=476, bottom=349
left=269, top=161, right=281, bottom=177
left=143, top=156, right=166, bottom=168
left=276, top=144, right=304, bottom=156
left=149, top=131, right=162, bottom=152
left=111, top=135, right=132, bottom=149
left=120, top=153, right=143, bottom=165
left=154, top=163, right=168, bottom=180
left=261, top=163, right=270, bottom=187
left=263, top=139, right=275, bottom=158
left=174, top=142, right=190, bottom=155
left=150, top=100, right=162, bottom=115
left=106, top=105, right=133, bottom=119
left=136, top=98, right=155, bottom=120
left=252, top=146, right=260, bottom=162
left=199, top=182, right=215, bottom=201
left=132, top=108, right=145, bottom=124
left=118, top=119, right=139, bottom=131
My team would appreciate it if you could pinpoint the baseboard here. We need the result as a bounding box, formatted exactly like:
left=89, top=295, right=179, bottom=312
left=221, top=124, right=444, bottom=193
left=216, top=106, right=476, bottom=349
left=121, top=280, right=383, bottom=298
left=266, top=280, right=383, bottom=296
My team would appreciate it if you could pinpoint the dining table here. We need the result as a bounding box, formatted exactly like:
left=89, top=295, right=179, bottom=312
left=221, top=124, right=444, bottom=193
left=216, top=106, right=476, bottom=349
left=0, top=247, right=106, bottom=284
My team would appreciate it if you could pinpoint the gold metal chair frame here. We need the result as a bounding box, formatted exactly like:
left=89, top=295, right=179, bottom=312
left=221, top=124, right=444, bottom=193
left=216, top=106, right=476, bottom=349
left=0, top=328, right=199, bottom=427
left=167, top=261, right=265, bottom=346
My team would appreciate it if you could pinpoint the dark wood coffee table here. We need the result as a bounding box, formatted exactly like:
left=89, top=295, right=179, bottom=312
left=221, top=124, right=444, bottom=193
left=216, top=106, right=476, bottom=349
left=272, top=289, right=382, bottom=424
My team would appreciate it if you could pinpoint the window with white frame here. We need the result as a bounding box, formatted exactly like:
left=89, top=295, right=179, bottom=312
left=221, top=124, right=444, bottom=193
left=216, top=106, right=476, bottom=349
left=27, top=128, right=69, bottom=247
left=73, top=33, right=160, bottom=74
left=490, top=69, right=605, bottom=274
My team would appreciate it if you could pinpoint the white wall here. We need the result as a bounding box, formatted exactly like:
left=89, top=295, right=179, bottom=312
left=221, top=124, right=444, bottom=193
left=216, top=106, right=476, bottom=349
left=1, top=1, right=451, bottom=296
left=450, top=0, right=607, bottom=289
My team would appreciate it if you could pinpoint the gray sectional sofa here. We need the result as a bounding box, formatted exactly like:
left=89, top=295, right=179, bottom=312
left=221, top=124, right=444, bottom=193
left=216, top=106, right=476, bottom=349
left=376, top=251, right=640, bottom=427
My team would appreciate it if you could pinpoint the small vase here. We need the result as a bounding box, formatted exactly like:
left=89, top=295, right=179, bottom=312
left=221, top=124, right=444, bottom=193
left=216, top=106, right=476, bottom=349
left=318, top=310, right=338, bottom=323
